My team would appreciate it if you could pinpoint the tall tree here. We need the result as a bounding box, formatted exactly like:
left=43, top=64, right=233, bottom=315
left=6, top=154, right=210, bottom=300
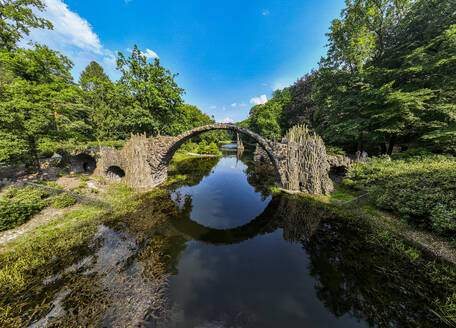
left=79, top=61, right=110, bottom=92
left=116, top=45, right=185, bottom=135
left=0, top=45, right=91, bottom=170
left=323, top=0, right=410, bottom=71
left=311, top=0, right=456, bottom=154
left=243, top=88, right=291, bottom=139
left=284, top=72, right=318, bottom=128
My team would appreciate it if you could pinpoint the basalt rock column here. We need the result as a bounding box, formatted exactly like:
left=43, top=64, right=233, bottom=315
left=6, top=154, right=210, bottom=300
left=282, top=125, right=333, bottom=194
left=236, top=133, right=244, bottom=151
left=123, top=134, right=178, bottom=190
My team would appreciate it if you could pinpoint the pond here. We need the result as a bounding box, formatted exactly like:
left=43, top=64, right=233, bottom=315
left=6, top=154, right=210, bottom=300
left=8, top=146, right=454, bottom=327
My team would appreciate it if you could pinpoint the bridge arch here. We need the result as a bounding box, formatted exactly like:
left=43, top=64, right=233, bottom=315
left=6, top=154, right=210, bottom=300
left=159, top=124, right=284, bottom=187
left=96, top=124, right=290, bottom=191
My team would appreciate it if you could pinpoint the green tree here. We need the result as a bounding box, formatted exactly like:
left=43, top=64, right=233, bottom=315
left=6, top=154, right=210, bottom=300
left=323, top=0, right=410, bottom=71
left=284, top=72, right=317, bottom=129
left=311, top=0, right=456, bottom=154
left=0, top=0, right=52, bottom=51
left=0, top=45, right=91, bottom=170
left=78, top=61, right=110, bottom=92
left=116, top=45, right=185, bottom=135
left=243, top=88, right=291, bottom=139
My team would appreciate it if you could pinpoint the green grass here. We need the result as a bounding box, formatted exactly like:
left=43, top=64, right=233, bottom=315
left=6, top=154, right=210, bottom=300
left=433, top=293, right=456, bottom=327
left=328, top=185, right=358, bottom=202
left=171, top=151, right=207, bottom=163
left=34, top=181, right=63, bottom=189
left=0, top=204, right=104, bottom=327
left=0, top=181, right=142, bottom=327
left=79, top=175, right=90, bottom=182
left=0, top=205, right=103, bottom=290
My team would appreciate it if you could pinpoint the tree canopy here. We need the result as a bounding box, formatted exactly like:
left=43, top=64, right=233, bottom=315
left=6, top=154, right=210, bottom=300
left=0, top=3, right=218, bottom=170
left=242, top=0, right=456, bottom=155
left=0, top=0, right=52, bottom=51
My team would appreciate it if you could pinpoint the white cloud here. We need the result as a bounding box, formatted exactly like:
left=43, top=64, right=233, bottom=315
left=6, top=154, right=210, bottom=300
left=231, top=103, right=237, bottom=107
left=103, top=53, right=117, bottom=68
left=25, top=0, right=118, bottom=78
left=220, top=117, right=234, bottom=123
left=29, top=0, right=103, bottom=54
left=239, top=103, right=247, bottom=107
left=143, top=49, right=159, bottom=59
left=222, top=106, right=227, bottom=111
left=262, top=9, right=270, bottom=16
left=127, top=48, right=159, bottom=60
left=208, top=105, right=216, bottom=110
left=250, top=94, right=268, bottom=105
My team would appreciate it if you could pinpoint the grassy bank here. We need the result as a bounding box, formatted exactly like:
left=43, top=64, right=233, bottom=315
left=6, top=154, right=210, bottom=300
left=342, top=155, right=456, bottom=241
left=0, top=181, right=141, bottom=327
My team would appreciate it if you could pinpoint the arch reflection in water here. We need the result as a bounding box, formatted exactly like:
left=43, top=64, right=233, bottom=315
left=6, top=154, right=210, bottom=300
left=169, top=195, right=322, bottom=245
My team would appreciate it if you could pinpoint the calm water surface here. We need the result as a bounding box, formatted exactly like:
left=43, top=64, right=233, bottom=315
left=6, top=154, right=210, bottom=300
left=167, top=151, right=365, bottom=327
left=15, top=147, right=452, bottom=327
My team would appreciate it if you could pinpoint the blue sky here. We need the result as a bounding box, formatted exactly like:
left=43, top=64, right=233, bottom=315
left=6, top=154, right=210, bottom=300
left=26, top=0, right=345, bottom=123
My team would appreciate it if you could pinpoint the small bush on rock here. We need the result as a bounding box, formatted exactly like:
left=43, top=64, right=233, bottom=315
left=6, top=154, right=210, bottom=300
left=0, top=186, right=50, bottom=231
left=51, top=193, right=77, bottom=209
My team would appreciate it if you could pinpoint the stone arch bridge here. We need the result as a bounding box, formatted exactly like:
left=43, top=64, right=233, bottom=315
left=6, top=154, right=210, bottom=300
left=94, top=123, right=334, bottom=194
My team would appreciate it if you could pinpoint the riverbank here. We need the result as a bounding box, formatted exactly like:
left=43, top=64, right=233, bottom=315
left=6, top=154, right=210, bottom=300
left=329, top=185, right=456, bottom=265
left=0, top=151, right=208, bottom=249
left=276, top=184, right=456, bottom=266
left=0, top=154, right=455, bottom=327
left=0, top=153, right=212, bottom=326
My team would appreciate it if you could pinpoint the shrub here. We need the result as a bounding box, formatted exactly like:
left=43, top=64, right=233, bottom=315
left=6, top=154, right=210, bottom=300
left=392, top=148, right=454, bottom=161
left=180, top=141, right=198, bottom=153
left=196, top=140, right=207, bottom=154
left=326, top=146, right=346, bottom=156
left=0, top=200, right=37, bottom=231
left=51, top=193, right=77, bottom=209
left=343, top=157, right=456, bottom=236
left=3, top=186, right=50, bottom=205
left=0, top=186, right=50, bottom=231
left=206, top=142, right=221, bottom=155
left=77, top=182, right=87, bottom=189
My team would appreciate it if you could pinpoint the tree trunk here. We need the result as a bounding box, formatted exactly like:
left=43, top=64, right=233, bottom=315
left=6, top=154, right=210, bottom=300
left=27, top=135, right=41, bottom=173
left=387, top=135, right=396, bottom=155
left=357, top=131, right=364, bottom=152
left=380, top=143, right=387, bottom=154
